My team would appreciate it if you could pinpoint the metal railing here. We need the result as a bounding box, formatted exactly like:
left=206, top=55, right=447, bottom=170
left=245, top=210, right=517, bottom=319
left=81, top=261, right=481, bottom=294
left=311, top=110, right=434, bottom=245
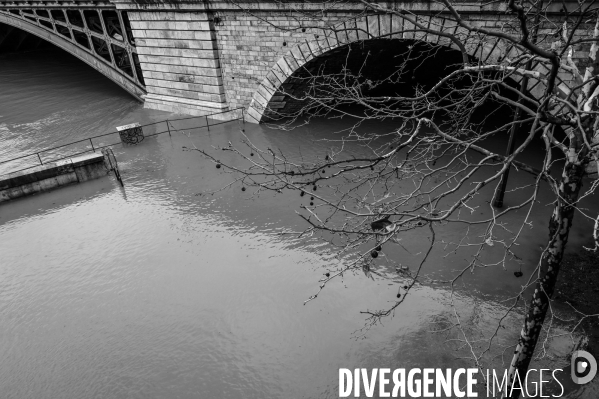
left=0, top=107, right=245, bottom=176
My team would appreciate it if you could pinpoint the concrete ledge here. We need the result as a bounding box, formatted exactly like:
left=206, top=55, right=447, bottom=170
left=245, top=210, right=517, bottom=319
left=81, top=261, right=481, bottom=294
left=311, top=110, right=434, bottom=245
left=0, top=153, right=108, bottom=204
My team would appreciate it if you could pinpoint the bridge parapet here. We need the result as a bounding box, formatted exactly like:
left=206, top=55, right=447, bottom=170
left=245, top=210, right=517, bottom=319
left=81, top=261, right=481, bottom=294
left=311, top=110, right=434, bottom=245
left=0, top=0, right=114, bottom=9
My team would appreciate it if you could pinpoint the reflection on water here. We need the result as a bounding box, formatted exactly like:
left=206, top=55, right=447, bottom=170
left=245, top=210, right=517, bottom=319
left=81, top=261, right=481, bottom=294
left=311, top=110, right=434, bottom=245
left=0, top=50, right=597, bottom=398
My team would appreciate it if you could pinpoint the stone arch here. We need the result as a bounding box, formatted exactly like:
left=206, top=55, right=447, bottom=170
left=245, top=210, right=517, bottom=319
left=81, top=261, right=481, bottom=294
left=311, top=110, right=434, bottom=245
left=0, top=9, right=146, bottom=101
left=247, top=13, right=557, bottom=123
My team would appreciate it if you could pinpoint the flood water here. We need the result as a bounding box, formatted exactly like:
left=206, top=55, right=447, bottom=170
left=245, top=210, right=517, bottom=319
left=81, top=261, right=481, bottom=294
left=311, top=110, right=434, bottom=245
left=1, top=49, right=598, bottom=399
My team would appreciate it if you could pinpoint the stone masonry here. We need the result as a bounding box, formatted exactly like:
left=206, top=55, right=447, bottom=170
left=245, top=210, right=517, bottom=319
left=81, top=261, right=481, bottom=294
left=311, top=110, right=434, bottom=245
left=127, top=10, right=226, bottom=115
left=110, top=1, right=592, bottom=122
left=1, top=1, right=595, bottom=121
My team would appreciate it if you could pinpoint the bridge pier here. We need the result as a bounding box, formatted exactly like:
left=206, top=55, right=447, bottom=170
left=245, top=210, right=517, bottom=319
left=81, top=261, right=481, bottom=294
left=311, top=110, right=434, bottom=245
left=125, top=9, right=227, bottom=115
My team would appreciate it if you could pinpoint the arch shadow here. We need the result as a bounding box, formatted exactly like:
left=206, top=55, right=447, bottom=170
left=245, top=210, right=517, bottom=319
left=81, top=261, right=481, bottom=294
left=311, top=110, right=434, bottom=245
left=247, top=14, right=565, bottom=123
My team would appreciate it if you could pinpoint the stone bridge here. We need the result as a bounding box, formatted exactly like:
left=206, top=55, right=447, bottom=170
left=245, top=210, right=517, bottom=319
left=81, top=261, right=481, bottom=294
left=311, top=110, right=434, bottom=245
left=0, top=1, right=589, bottom=122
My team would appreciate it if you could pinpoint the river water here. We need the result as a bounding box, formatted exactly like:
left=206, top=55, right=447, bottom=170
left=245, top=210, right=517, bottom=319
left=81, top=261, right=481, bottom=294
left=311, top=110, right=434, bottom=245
left=0, top=49, right=598, bottom=399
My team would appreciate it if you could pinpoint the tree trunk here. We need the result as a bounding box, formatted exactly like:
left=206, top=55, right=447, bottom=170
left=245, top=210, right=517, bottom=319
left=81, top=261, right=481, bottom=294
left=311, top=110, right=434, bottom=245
left=585, top=133, right=599, bottom=178
left=503, top=160, right=586, bottom=399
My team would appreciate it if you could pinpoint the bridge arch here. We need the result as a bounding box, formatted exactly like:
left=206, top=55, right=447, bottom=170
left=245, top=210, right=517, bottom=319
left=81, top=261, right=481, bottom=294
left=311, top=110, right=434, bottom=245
left=247, top=13, right=556, bottom=123
left=0, top=8, right=146, bottom=101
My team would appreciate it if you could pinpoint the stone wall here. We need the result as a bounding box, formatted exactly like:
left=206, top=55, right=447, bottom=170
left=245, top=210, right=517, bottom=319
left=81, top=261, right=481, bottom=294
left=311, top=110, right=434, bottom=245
left=212, top=11, right=342, bottom=112
left=128, top=10, right=227, bottom=115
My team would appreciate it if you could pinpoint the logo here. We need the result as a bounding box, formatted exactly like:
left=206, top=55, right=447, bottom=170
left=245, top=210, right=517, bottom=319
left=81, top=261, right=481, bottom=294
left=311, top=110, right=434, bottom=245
left=571, top=350, right=597, bottom=385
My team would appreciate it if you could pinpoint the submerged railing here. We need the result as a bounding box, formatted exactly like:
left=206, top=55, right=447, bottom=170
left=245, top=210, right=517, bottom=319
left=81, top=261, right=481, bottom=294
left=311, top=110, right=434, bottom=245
left=0, top=107, right=245, bottom=176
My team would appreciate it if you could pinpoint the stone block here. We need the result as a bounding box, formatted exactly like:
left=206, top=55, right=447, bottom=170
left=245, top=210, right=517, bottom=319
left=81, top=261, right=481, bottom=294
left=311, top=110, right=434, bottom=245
left=290, top=46, right=307, bottom=66
left=270, top=64, right=288, bottom=84
left=282, top=53, right=300, bottom=73
left=298, top=42, right=315, bottom=62
left=391, top=14, right=404, bottom=39
left=379, top=14, right=392, bottom=38
left=256, top=84, right=275, bottom=104
left=268, top=101, right=287, bottom=109
left=402, top=19, right=415, bottom=40
left=246, top=104, right=263, bottom=123
left=56, top=172, right=78, bottom=185
left=138, top=55, right=219, bottom=69
left=356, top=19, right=369, bottom=41
left=479, top=38, right=501, bottom=63
left=136, top=46, right=219, bottom=59
left=344, top=21, right=359, bottom=43
left=251, top=89, right=269, bottom=109
left=146, top=86, right=226, bottom=103
left=276, top=57, right=293, bottom=76
left=6, top=185, right=25, bottom=199
left=367, top=15, right=380, bottom=38
left=39, top=177, right=59, bottom=192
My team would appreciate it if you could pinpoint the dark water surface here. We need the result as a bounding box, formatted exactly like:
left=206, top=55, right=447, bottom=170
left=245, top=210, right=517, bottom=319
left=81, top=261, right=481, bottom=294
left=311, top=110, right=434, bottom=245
left=0, top=50, right=597, bottom=398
